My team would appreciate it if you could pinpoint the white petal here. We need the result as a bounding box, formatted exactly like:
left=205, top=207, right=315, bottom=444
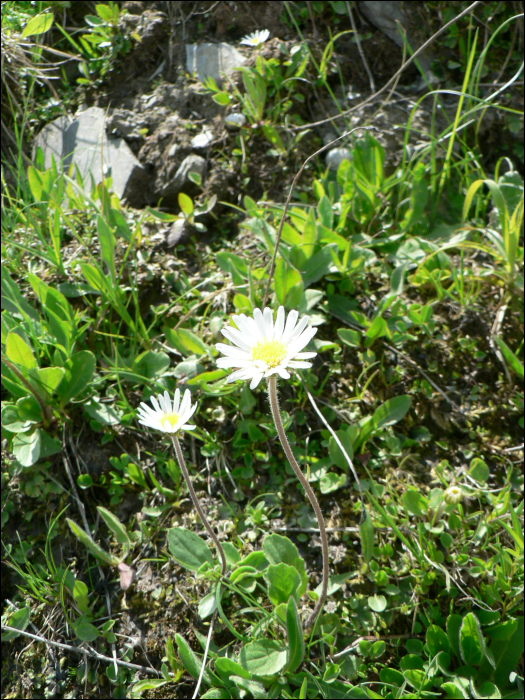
left=262, top=307, right=274, bottom=339
left=288, top=326, right=317, bottom=354
left=294, top=351, right=317, bottom=359
left=281, top=309, right=299, bottom=344
left=274, top=306, right=285, bottom=340
left=138, top=403, right=158, bottom=419
left=217, top=357, right=255, bottom=369
left=250, top=373, right=264, bottom=389
left=161, top=390, right=171, bottom=414
left=287, top=360, right=313, bottom=368
left=289, top=315, right=309, bottom=339
left=173, top=388, right=181, bottom=414
left=151, top=395, right=162, bottom=414
left=181, top=424, right=196, bottom=430
left=215, top=343, right=251, bottom=359
left=221, top=326, right=253, bottom=350
left=275, top=367, right=291, bottom=379
left=253, top=308, right=268, bottom=339
left=179, top=389, right=191, bottom=416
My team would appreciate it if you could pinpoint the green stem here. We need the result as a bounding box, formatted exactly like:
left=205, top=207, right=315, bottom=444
left=171, top=435, right=227, bottom=576
left=267, top=375, right=329, bottom=629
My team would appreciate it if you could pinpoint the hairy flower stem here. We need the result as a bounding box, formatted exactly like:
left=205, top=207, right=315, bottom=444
left=267, top=375, right=329, bottom=629
left=171, top=435, right=227, bottom=576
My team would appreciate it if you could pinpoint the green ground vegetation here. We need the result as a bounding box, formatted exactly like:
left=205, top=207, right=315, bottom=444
left=1, top=1, right=523, bottom=698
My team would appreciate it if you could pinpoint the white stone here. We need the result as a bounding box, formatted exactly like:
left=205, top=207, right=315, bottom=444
left=191, top=130, right=213, bottom=149
left=325, top=147, right=352, bottom=170
left=186, top=43, right=246, bottom=83
left=32, top=107, right=146, bottom=205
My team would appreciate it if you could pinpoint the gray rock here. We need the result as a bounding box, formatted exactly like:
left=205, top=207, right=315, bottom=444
left=358, top=1, right=438, bottom=88
left=225, top=113, right=247, bottom=128
left=161, top=154, right=206, bottom=198
left=186, top=43, right=246, bottom=83
left=33, top=107, right=147, bottom=206
left=191, top=129, right=213, bottom=149
left=326, top=147, right=352, bottom=170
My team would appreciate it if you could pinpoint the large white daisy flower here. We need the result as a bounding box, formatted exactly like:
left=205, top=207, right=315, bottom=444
left=216, top=306, right=317, bottom=390
left=240, top=29, right=270, bottom=47
left=137, top=389, right=197, bottom=434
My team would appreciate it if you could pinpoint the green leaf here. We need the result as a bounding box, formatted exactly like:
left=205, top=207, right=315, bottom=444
left=495, top=338, right=523, bottom=378
left=66, top=518, right=120, bottom=566
left=286, top=596, right=304, bottom=673
left=168, top=527, right=214, bottom=571
left=274, top=258, right=303, bottom=308
left=460, top=613, right=485, bottom=666
left=133, top=350, right=170, bottom=379
left=474, top=682, right=501, bottom=699
left=469, top=458, right=490, bottom=484
left=77, top=474, right=94, bottom=489
left=97, top=215, right=116, bottom=283
left=6, top=332, right=37, bottom=370
left=214, top=657, right=251, bottom=682
left=175, top=634, right=213, bottom=684
left=447, top=614, right=463, bottom=659
left=130, top=680, right=169, bottom=699
left=198, top=591, right=218, bottom=619
left=372, top=395, right=411, bottom=430
left=21, top=11, right=54, bottom=38
left=317, top=196, right=333, bottom=229
left=328, top=429, right=354, bottom=469
left=262, top=534, right=307, bottom=598
left=319, top=472, right=347, bottom=493
left=264, top=563, right=301, bottom=606
left=368, top=594, right=387, bottom=612
left=34, top=367, right=64, bottom=395
left=12, top=430, right=41, bottom=466
left=299, top=245, right=336, bottom=288
left=164, top=327, right=210, bottom=357
left=494, top=616, right=524, bottom=688
left=74, top=622, right=100, bottom=642
left=97, top=507, right=130, bottom=548
left=231, top=676, right=268, bottom=698
left=391, top=262, right=408, bottom=295
left=57, top=351, right=96, bottom=405
left=39, top=431, right=61, bottom=460
left=84, top=399, right=121, bottom=425
left=338, top=328, right=361, bottom=347
left=403, top=488, right=428, bottom=517
left=359, top=509, right=374, bottom=566
left=427, top=624, right=451, bottom=657
left=1, top=404, right=31, bottom=433
left=73, top=580, right=90, bottom=613
left=240, top=639, right=288, bottom=675
left=178, top=192, right=194, bottom=216
left=301, top=210, right=317, bottom=258
left=1, top=606, right=30, bottom=641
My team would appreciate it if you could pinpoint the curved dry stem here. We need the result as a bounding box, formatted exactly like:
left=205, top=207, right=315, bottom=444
left=171, top=435, right=227, bottom=576
left=267, top=375, right=329, bottom=629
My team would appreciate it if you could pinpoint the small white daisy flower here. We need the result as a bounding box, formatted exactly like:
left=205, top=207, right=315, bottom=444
left=216, top=306, right=318, bottom=390
left=137, top=389, right=197, bottom=434
left=240, top=29, right=270, bottom=47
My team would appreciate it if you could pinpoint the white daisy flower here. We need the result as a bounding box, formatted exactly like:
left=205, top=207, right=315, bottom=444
left=137, top=389, right=197, bottom=434
left=216, top=306, right=318, bottom=390
left=240, top=29, right=270, bottom=47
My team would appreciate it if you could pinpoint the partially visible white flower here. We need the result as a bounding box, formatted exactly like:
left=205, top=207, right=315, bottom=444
left=137, top=389, right=197, bottom=434
left=444, top=485, right=463, bottom=505
left=240, top=29, right=270, bottom=47
left=216, top=306, right=317, bottom=390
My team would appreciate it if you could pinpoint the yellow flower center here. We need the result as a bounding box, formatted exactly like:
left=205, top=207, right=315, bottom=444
left=251, top=340, right=287, bottom=368
left=162, top=413, right=179, bottom=430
